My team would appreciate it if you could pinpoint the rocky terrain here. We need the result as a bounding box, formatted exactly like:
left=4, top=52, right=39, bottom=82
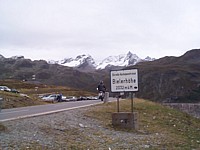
left=0, top=107, right=161, bottom=149
left=1, top=99, right=200, bottom=149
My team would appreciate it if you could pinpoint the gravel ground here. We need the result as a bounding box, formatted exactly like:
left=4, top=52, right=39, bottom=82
left=0, top=105, right=166, bottom=150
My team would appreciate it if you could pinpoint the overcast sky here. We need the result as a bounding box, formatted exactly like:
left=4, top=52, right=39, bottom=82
left=0, top=0, right=200, bottom=61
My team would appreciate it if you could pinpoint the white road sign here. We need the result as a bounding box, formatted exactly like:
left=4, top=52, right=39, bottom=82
left=110, top=69, right=138, bottom=92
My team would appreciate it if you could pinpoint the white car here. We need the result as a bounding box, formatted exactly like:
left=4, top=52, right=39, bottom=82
left=42, top=94, right=57, bottom=102
left=87, top=96, right=99, bottom=100
left=0, top=86, right=11, bottom=92
left=62, top=96, right=77, bottom=102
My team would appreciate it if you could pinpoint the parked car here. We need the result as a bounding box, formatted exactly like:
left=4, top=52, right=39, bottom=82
left=42, top=94, right=58, bottom=102
left=87, top=96, right=99, bottom=100
left=77, top=96, right=87, bottom=101
left=0, top=86, right=11, bottom=92
left=11, top=89, right=20, bottom=93
left=62, top=96, right=77, bottom=102
left=38, top=93, right=51, bottom=98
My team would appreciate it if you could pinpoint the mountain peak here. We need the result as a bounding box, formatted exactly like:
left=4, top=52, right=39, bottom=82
left=57, top=54, right=96, bottom=71
left=144, top=56, right=156, bottom=61
left=10, top=56, right=24, bottom=60
left=127, top=51, right=133, bottom=56
left=0, top=54, right=5, bottom=59
left=179, top=49, right=200, bottom=63
left=48, top=51, right=155, bottom=71
left=96, top=51, right=142, bottom=69
left=75, top=54, right=88, bottom=60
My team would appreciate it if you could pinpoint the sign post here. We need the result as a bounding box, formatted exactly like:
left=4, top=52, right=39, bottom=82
left=117, top=96, right=119, bottom=112
left=111, top=69, right=138, bottom=112
left=110, top=69, right=139, bottom=129
left=111, top=69, right=138, bottom=93
left=131, top=92, right=136, bottom=113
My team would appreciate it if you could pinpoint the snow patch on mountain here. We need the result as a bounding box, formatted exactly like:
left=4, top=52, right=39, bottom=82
left=144, top=56, right=156, bottom=61
left=48, top=51, right=155, bottom=70
left=96, top=51, right=141, bottom=69
left=58, top=54, right=97, bottom=68
left=48, top=60, right=59, bottom=64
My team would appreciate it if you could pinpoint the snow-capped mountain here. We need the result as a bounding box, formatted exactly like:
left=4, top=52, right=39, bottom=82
left=60, top=54, right=96, bottom=67
left=144, top=56, right=156, bottom=61
left=0, top=54, right=5, bottom=60
left=48, top=51, right=155, bottom=71
left=49, top=54, right=97, bottom=71
left=11, top=56, right=24, bottom=60
left=0, top=55, right=25, bottom=60
left=96, top=51, right=142, bottom=69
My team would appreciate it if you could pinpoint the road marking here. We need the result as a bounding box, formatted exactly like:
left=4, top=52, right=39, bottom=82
left=1, top=109, right=29, bottom=114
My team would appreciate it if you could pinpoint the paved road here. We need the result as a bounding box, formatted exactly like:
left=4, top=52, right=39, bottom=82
left=0, top=98, right=116, bottom=122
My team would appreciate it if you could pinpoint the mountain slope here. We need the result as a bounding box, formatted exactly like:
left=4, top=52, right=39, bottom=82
left=1, top=49, right=199, bottom=103
left=0, top=56, right=102, bottom=91
left=127, top=49, right=200, bottom=102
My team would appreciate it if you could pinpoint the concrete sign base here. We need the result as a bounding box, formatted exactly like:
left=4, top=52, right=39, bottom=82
left=112, top=112, right=139, bottom=129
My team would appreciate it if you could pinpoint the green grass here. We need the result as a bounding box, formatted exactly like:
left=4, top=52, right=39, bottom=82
left=85, top=99, right=200, bottom=149
left=0, top=91, right=47, bottom=109
left=0, top=79, right=96, bottom=109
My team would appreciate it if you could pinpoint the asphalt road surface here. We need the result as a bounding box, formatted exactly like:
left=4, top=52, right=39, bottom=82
left=0, top=98, right=116, bottom=122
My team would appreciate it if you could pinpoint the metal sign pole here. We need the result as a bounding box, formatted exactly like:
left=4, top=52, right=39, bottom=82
left=131, top=92, right=134, bottom=113
left=131, top=92, right=135, bottom=113
left=117, top=95, right=119, bottom=112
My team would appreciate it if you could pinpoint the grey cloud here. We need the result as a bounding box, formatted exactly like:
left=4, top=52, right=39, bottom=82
left=0, top=0, right=200, bottom=61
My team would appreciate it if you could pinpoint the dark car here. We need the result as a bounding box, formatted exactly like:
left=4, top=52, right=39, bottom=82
left=11, top=89, right=20, bottom=93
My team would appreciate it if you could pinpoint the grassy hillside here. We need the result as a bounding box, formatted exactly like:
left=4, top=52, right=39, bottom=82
left=85, top=99, right=200, bottom=149
left=0, top=79, right=96, bottom=109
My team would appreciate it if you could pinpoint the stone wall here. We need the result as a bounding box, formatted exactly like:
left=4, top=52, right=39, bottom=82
left=163, top=103, right=200, bottom=118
